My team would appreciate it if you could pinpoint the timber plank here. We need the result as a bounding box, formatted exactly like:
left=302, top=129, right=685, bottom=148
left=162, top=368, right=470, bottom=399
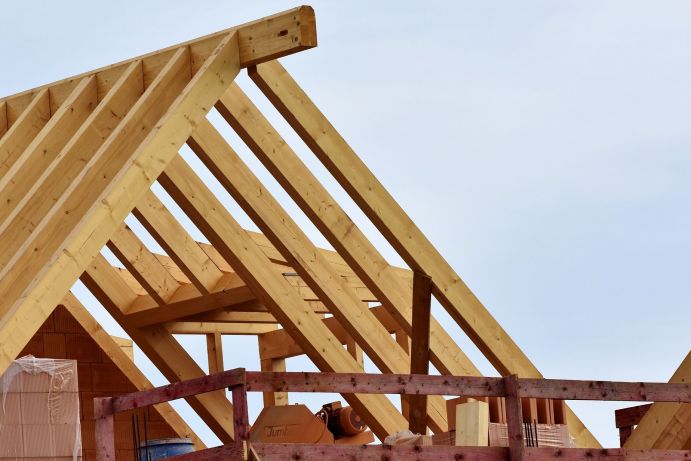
left=0, top=61, right=144, bottom=249
left=0, top=6, right=316, bottom=114
left=108, top=224, right=182, bottom=304
left=0, top=76, right=98, bottom=224
left=0, top=89, right=50, bottom=179
left=133, top=190, right=224, bottom=294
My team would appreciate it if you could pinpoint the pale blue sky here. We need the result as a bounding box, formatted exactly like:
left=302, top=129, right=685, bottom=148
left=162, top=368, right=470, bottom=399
left=1, top=0, right=689, bottom=448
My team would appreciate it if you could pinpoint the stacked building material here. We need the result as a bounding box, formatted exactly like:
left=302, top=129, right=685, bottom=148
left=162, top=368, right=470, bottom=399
left=0, top=356, right=81, bottom=461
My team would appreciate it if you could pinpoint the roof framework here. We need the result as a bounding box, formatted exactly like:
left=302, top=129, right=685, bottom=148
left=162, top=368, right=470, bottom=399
left=0, top=5, right=684, bottom=449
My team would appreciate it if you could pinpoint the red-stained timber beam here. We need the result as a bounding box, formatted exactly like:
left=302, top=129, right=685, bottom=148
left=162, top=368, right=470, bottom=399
left=244, top=371, right=691, bottom=403
left=250, top=444, right=691, bottom=461
left=111, top=368, right=245, bottom=413
left=95, top=370, right=691, bottom=461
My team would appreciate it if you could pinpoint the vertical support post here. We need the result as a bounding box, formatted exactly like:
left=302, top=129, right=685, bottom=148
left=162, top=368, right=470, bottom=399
left=504, top=374, right=526, bottom=461
left=395, top=329, right=411, bottom=419
left=408, top=270, right=432, bottom=434
left=231, top=370, right=249, bottom=442
left=259, top=336, right=288, bottom=407
left=206, top=332, right=224, bottom=374
left=345, top=334, right=364, bottom=371
left=94, top=397, right=115, bottom=461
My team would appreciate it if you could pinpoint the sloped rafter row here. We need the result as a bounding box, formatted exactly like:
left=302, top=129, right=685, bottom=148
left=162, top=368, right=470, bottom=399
left=3, top=4, right=679, bottom=450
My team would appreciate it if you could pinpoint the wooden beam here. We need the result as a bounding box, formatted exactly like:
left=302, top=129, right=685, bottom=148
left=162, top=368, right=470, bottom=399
left=207, top=333, right=224, bottom=374
left=188, top=118, right=448, bottom=432
left=0, top=6, right=316, bottom=115
left=81, top=254, right=236, bottom=442
left=0, top=101, right=7, bottom=139
left=259, top=354, right=289, bottom=407
left=217, top=80, right=480, bottom=380
left=409, top=271, right=432, bottom=434
left=124, top=282, right=255, bottom=327
left=625, top=351, right=691, bottom=449
left=0, top=89, right=50, bottom=180
left=183, top=309, right=277, bottom=324
left=0, top=76, right=97, bottom=227
left=108, top=224, right=183, bottom=304
left=158, top=154, right=408, bottom=439
left=249, top=60, right=600, bottom=448
left=167, top=322, right=276, bottom=335
left=0, top=61, right=143, bottom=256
left=258, top=305, right=402, bottom=360
left=61, top=291, right=206, bottom=449
left=0, top=46, right=191, bottom=285
left=0, top=33, right=240, bottom=376
left=133, top=190, right=224, bottom=294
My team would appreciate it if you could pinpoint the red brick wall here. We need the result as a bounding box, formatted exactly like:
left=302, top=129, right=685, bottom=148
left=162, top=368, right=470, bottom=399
left=17, top=306, right=179, bottom=461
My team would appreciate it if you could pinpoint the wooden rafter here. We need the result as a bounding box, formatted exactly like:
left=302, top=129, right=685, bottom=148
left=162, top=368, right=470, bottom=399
left=625, top=351, right=691, bottom=449
left=188, top=118, right=448, bottom=432
left=248, top=59, right=600, bottom=447
left=158, top=154, right=408, bottom=438
left=216, top=82, right=481, bottom=379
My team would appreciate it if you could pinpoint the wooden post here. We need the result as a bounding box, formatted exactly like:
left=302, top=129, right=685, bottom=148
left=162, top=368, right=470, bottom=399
left=231, top=371, right=249, bottom=442
left=409, top=270, right=432, bottom=434
left=504, top=375, right=525, bottom=461
left=94, top=397, right=115, bottom=461
left=395, top=329, right=411, bottom=419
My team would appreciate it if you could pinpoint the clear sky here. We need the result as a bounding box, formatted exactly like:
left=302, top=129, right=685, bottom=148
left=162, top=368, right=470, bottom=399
left=1, top=0, right=689, bottom=448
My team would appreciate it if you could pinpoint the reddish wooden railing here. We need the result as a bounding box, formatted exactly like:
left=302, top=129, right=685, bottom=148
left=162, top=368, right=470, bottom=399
left=94, top=369, right=691, bottom=461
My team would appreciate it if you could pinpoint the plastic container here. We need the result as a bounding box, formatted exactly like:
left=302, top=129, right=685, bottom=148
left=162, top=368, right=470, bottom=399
left=139, top=438, right=195, bottom=461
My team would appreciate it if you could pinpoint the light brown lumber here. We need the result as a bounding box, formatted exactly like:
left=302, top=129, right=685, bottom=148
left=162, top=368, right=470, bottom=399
left=249, top=60, right=600, bottom=448
left=188, top=118, right=448, bottom=432
left=81, top=253, right=236, bottom=442
left=258, top=341, right=289, bottom=407
left=206, top=333, right=224, bottom=374
left=0, top=33, right=240, bottom=376
left=158, top=154, right=408, bottom=439
left=168, top=322, right=277, bottom=335
left=61, top=291, right=206, bottom=449
left=0, top=101, right=7, bottom=139
left=625, top=350, right=691, bottom=449
left=0, top=6, right=316, bottom=119
left=190, top=119, right=448, bottom=430
left=258, top=305, right=405, bottom=361
left=108, top=224, right=183, bottom=304
left=0, top=61, right=143, bottom=248
left=133, top=190, right=224, bottom=294
left=124, top=282, right=255, bottom=327
left=0, top=47, right=188, bottom=280
left=183, top=310, right=277, bottom=324
left=455, top=400, right=489, bottom=446
left=0, top=76, right=97, bottom=225
left=0, top=89, right=50, bottom=179
left=217, top=81, right=480, bottom=380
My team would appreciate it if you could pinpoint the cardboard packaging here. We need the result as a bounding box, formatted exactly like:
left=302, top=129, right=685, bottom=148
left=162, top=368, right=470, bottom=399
left=0, top=356, right=81, bottom=461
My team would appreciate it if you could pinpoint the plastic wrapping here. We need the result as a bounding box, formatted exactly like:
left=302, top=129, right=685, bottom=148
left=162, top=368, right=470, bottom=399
left=384, top=430, right=433, bottom=446
left=0, top=355, right=81, bottom=461
left=488, top=422, right=572, bottom=448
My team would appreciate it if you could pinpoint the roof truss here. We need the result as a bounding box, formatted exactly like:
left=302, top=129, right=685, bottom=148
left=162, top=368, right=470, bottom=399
left=4, top=4, right=676, bottom=448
